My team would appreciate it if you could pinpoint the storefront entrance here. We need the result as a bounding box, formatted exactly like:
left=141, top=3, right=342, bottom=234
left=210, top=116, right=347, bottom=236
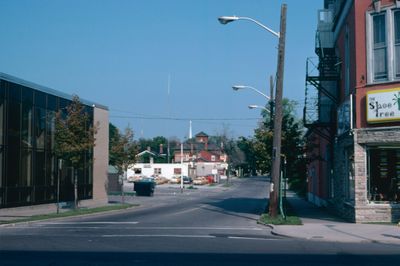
left=368, top=148, right=400, bottom=203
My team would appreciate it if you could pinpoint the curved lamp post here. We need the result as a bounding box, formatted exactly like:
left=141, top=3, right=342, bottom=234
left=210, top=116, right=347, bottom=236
left=248, top=104, right=270, bottom=113
left=219, top=4, right=287, bottom=218
left=218, top=16, right=280, bottom=38
left=232, top=85, right=271, bottom=100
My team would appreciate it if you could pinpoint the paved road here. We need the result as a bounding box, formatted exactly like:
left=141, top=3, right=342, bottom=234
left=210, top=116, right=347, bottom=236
left=1, top=177, right=400, bottom=265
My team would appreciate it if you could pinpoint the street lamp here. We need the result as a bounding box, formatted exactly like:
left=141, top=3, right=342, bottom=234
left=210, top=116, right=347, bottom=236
left=248, top=104, right=270, bottom=113
left=232, top=85, right=271, bottom=100
left=219, top=4, right=287, bottom=218
left=218, top=16, right=280, bottom=38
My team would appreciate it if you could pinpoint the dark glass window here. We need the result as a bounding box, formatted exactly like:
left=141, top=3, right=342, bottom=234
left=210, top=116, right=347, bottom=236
left=21, top=88, right=33, bottom=104
left=0, top=80, right=5, bottom=99
left=21, top=103, right=33, bottom=148
left=20, top=149, right=32, bottom=186
left=8, top=101, right=21, bottom=147
left=59, top=98, right=71, bottom=110
left=35, top=150, right=46, bottom=186
left=46, top=110, right=56, bottom=151
left=8, top=83, right=21, bottom=102
left=34, top=91, right=46, bottom=108
left=6, top=147, right=20, bottom=186
left=47, top=95, right=57, bottom=111
left=46, top=152, right=56, bottom=186
left=35, top=107, right=46, bottom=149
left=0, top=98, right=4, bottom=145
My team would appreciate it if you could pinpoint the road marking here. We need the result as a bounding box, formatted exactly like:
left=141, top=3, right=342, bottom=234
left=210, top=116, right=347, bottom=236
left=110, top=226, right=264, bottom=230
left=102, top=234, right=216, bottom=239
left=169, top=205, right=208, bottom=216
left=39, top=221, right=139, bottom=225
left=228, top=236, right=280, bottom=241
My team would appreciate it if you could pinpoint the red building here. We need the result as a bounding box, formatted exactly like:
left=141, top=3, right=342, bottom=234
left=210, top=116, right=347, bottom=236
left=173, top=132, right=228, bottom=178
left=305, top=0, right=400, bottom=222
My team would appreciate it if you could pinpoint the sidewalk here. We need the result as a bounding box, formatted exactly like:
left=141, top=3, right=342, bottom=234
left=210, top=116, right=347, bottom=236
left=271, top=191, right=400, bottom=244
left=0, top=199, right=109, bottom=224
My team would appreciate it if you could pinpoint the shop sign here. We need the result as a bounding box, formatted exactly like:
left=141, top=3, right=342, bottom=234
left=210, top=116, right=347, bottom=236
left=367, top=88, right=400, bottom=123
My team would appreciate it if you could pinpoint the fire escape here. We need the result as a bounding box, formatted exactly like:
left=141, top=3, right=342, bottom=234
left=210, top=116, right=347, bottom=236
left=303, top=8, right=339, bottom=143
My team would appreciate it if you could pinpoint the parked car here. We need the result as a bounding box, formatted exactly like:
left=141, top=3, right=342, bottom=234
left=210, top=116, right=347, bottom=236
left=182, top=176, right=192, bottom=184
left=169, top=176, right=181, bottom=184
left=193, top=177, right=207, bottom=185
left=154, top=176, right=169, bottom=185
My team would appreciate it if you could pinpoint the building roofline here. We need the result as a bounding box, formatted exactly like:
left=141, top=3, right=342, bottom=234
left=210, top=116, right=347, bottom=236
left=0, top=72, right=108, bottom=110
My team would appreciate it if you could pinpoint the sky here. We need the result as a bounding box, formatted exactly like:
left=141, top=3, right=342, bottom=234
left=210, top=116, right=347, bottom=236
left=0, top=0, right=322, bottom=140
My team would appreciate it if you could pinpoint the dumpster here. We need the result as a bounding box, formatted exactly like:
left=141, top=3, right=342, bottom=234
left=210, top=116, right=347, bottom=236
left=133, top=178, right=156, bottom=196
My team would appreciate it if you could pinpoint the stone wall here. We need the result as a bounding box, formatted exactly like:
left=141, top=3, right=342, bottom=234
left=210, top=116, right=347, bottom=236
left=353, top=127, right=400, bottom=222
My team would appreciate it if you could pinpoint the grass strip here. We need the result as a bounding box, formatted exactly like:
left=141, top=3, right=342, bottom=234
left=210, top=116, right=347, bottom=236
left=0, top=204, right=137, bottom=225
left=258, top=199, right=302, bottom=225
left=259, top=213, right=302, bottom=225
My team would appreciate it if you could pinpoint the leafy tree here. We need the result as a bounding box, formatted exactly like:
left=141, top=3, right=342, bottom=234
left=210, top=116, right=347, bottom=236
left=236, top=136, right=257, bottom=176
left=109, top=123, right=119, bottom=166
left=55, top=95, right=98, bottom=207
left=110, top=126, right=138, bottom=176
left=253, top=99, right=306, bottom=193
left=137, top=136, right=172, bottom=163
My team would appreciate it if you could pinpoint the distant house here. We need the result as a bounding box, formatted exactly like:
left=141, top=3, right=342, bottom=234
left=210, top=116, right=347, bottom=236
left=129, top=132, right=228, bottom=181
left=136, top=146, right=166, bottom=164
left=173, top=132, right=228, bottom=179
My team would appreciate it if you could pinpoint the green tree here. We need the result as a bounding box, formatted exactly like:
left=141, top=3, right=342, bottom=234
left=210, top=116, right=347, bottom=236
left=236, top=136, right=257, bottom=176
left=110, top=126, right=138, bottom=175
left=55, top=95, right=98, bottom=208
left=253, top=99, right=306, bottom=193
left=109, top=126, right=138, bottom=203
left=109, top=123, right=119, bottom=166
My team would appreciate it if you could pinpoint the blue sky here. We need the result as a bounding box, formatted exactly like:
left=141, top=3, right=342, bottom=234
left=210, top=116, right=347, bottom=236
left=0, top=0, right=322, bottom=140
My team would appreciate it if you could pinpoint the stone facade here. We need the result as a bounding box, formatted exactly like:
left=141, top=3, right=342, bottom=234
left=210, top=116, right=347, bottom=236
left=330, top=127, right=400, bottom=222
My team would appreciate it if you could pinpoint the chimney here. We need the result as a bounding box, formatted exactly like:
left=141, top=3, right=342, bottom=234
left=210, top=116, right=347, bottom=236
left=159, top=144, right=164, bottom=154
left=147, top=146, right=151, bottom=152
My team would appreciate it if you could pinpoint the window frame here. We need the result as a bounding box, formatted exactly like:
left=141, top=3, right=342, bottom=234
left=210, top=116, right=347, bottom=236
left=367, top=7, right=400, bottom=84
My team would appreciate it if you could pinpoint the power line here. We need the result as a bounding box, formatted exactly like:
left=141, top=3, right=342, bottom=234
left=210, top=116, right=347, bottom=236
left=110, top=115, right=261, bottom=121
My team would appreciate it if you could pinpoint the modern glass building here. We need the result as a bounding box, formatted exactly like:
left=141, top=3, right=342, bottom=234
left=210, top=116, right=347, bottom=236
left=0, top=73, right=109, bottom=208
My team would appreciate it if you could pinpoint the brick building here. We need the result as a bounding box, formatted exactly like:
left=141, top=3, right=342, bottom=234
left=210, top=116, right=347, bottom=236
left=304, top=0, right=400, bottom=222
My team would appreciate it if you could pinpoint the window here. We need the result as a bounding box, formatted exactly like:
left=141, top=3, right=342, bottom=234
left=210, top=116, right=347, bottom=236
left=154, top=168, right=161, bottom=175
left=367, top=8, right=400, bottom=83
left=373, top=14, right=387, bottom=81
left=174, top=168, right=181, bottom=174
left=368, top=148, right=400, bottom=202
left=134, top=168, right=142, bottom=174
left=394, top=11, right=400, bottom=78
left=211, top=155, right=216, bottom=162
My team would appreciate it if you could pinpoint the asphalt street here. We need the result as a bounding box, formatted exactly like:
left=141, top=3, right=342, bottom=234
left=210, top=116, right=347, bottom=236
left=1, top=177, right=400, bottom=265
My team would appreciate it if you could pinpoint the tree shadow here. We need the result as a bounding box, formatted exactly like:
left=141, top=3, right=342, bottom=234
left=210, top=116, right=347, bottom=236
left=205, top=197, right=268, bottom=216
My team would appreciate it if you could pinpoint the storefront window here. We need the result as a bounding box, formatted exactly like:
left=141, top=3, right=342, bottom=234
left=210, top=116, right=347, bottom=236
left=368, top=148, right=400, bottom=202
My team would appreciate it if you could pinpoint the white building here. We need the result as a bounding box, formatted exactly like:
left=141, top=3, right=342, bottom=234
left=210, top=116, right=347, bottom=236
left=127, top=163, right=189, bottom=180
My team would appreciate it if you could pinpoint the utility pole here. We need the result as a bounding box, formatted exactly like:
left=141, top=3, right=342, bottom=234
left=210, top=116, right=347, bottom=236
left=269, top=75, right=274, bottom=130
left=269, top=4, right=287, bottom=218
